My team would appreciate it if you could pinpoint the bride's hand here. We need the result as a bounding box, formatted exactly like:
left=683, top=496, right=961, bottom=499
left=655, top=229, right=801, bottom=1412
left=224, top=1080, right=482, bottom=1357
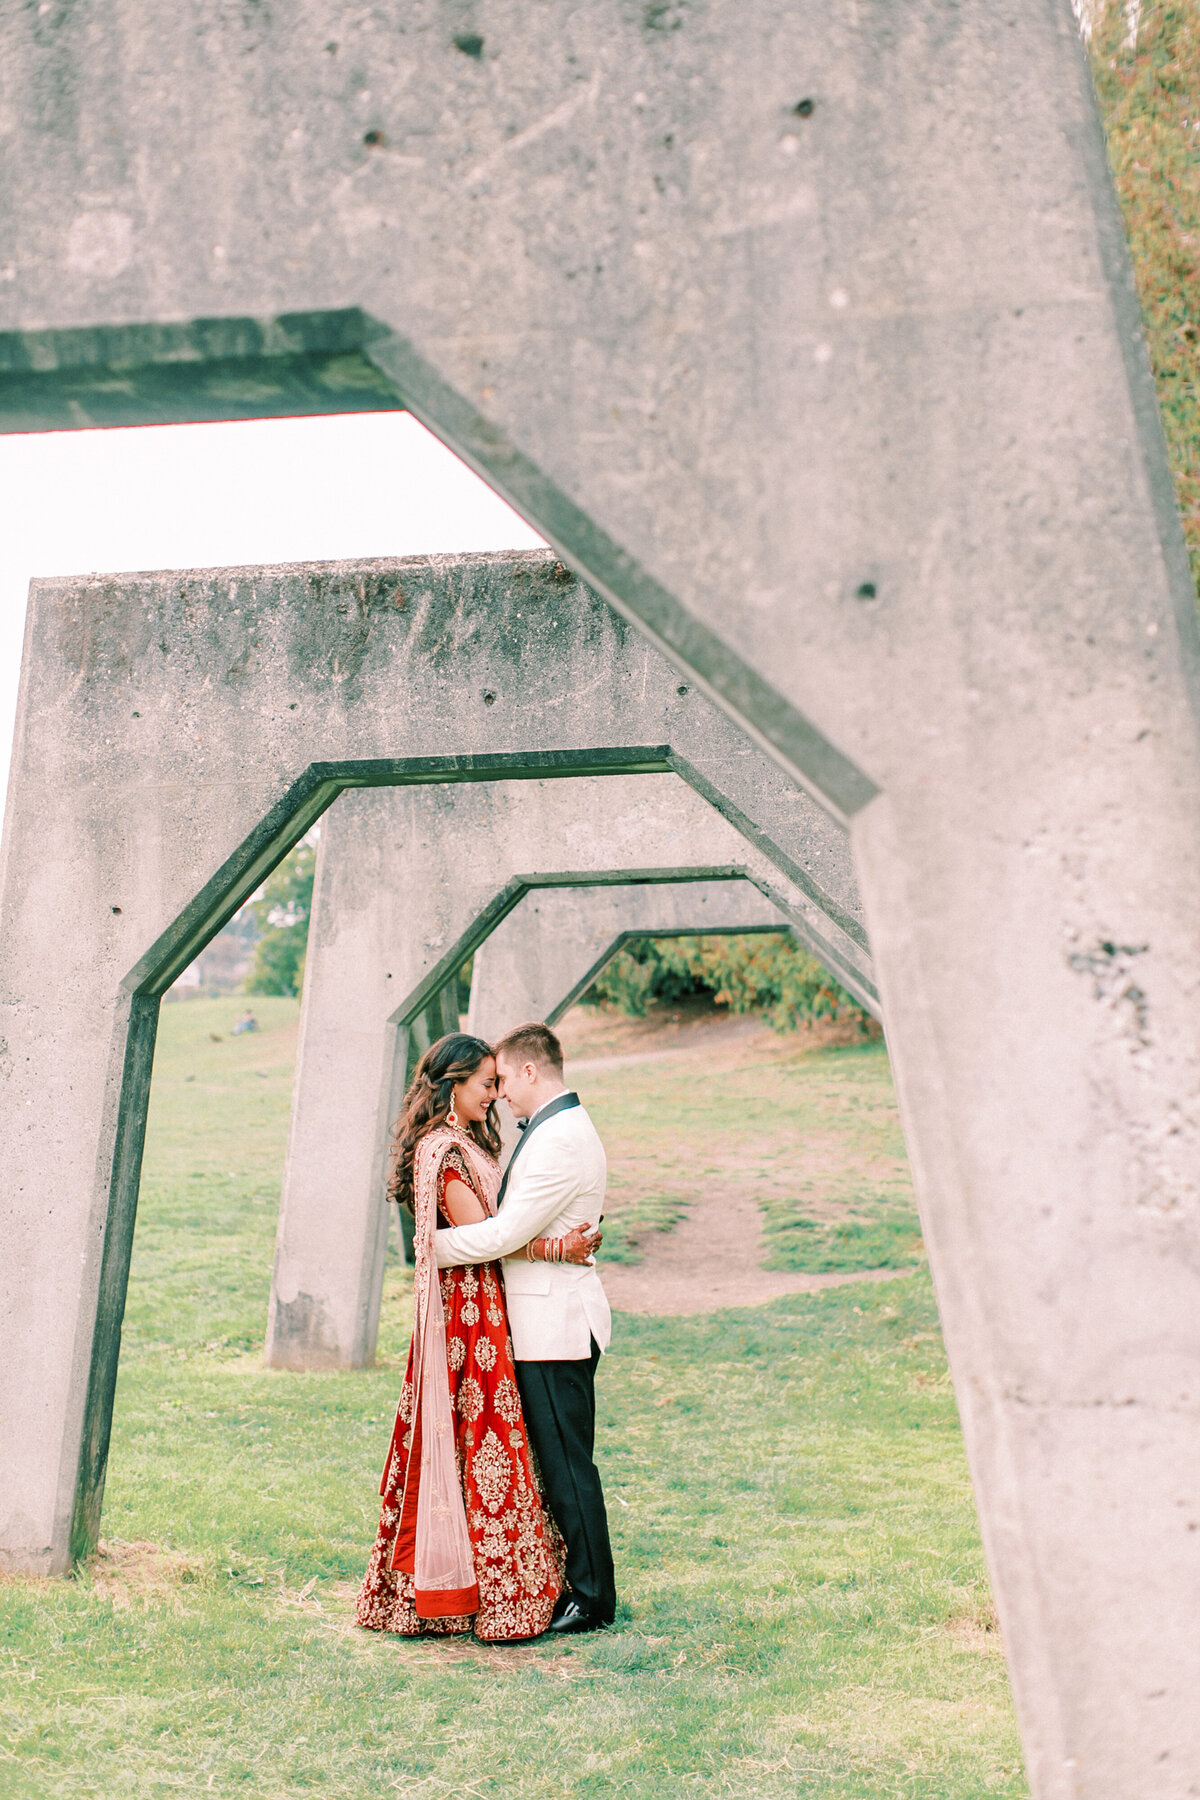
left=559, top=1222, right=603, bottom=1265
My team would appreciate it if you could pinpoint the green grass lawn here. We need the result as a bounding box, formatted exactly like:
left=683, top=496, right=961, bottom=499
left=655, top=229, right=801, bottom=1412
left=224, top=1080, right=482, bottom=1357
left=0, top=999, right=1024, bottom=1797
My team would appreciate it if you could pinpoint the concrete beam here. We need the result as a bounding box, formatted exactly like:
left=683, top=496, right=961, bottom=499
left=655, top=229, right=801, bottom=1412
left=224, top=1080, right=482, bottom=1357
left=267, top=783, right=823, bottom=1372
left=0, top=549, right=860, bottom=1577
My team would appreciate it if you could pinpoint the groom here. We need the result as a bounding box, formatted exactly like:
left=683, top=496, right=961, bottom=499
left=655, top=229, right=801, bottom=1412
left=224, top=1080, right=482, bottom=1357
left=432, top=1021, right=617, bottom=1635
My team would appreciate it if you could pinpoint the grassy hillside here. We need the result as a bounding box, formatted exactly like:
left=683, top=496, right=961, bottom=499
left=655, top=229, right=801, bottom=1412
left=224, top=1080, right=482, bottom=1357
left=1089, top=0, right=1200, bottom=595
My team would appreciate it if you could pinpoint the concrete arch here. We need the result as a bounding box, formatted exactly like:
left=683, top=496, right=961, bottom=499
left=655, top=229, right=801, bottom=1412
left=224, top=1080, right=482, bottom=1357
left=267, top=776, right=828, bottom=1371
left=467, top=879, right=795, bottom=1039
left=0, top=549, right=861, bottom=1574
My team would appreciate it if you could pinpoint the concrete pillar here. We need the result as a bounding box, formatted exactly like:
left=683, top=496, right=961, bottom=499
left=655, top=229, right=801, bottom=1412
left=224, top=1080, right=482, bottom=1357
left=466, top=878, right=786, bottom=1040
left=265, top=776, right=839, bottom=1370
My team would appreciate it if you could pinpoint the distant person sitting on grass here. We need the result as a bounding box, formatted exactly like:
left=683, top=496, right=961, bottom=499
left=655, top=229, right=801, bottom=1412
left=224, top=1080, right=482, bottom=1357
left=356, top=1032, right=602, bottom=1643
left=231, top=1011, right=258, bottom=1035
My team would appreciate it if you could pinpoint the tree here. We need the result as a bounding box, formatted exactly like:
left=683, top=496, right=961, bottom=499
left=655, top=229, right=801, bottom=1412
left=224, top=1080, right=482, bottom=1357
left=244, top=843, right=316, bottom=997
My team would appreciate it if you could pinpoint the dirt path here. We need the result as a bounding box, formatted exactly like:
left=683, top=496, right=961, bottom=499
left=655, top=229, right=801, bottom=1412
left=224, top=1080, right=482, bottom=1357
left=566, top=1012, right=768, bottom=1074
left=557, top=1002, right=911, bottom=1317
left=599, top=1188, right=911, bottom=1315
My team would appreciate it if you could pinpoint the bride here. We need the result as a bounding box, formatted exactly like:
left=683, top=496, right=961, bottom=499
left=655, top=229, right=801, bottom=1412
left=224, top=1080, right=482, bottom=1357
left=356, top=1032, right=600, bottom=1641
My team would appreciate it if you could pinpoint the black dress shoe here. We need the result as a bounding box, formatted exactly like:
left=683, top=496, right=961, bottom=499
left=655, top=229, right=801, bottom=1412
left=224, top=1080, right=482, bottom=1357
left=548, top=1599, right=606, bottom=1635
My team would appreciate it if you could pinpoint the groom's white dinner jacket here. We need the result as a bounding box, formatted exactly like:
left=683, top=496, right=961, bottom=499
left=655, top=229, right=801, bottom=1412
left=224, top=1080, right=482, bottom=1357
left=433, top=1098, right=611, bottom=1362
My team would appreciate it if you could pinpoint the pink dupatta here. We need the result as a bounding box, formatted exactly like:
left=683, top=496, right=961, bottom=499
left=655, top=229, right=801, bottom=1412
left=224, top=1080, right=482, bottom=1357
left=400, top=1124, right=501, bottom=1618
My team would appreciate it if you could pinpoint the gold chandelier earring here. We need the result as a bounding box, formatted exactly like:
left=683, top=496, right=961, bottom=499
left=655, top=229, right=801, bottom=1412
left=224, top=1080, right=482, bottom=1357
left=446, top=1086, right=460, bottom=1128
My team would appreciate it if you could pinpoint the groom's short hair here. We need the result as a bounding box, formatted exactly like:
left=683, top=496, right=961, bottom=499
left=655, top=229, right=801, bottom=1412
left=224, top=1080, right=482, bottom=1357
left=494, top=1021, right=564, bottom=1076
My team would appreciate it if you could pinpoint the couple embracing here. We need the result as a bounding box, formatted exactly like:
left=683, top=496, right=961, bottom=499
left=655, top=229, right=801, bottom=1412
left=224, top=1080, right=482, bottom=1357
left=355, top=1022, right=616, bottom=1641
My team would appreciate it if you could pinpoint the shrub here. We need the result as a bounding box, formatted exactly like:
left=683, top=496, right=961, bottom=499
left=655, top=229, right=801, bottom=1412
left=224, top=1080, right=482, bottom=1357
left=585, top=932, right=871, bottom=1032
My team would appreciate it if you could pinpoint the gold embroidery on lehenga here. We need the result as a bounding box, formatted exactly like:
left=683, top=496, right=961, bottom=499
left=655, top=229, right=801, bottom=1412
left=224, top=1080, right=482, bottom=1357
left=472, top=1428, right=515, bottom=1514
left=472, top=1336, right=497, bottom=1372
left=514, top=1519, right=551, bottom=1595
left=494, top=1376, right=522, bottom=1423
left=446, top=1335, right=466, bottom=1371
left=479, top=1515, right=509, bottom=1560
left=481, top=1271, right=505, bottom=1326
left=456, top=1374, right=484, bottom=1422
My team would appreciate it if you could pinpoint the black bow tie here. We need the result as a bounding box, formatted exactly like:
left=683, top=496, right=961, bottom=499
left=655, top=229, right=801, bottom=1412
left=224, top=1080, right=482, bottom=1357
left=516, top=1117, right=529, bottom=1132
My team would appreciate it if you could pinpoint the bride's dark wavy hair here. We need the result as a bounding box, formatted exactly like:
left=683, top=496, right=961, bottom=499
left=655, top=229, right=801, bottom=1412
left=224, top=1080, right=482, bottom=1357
left=387, top=1032, right=501, bottom=1215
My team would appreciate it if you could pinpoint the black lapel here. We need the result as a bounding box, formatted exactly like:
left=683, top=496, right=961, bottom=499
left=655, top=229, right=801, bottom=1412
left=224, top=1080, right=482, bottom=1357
left=495, top=1091, right=580, bottom=1206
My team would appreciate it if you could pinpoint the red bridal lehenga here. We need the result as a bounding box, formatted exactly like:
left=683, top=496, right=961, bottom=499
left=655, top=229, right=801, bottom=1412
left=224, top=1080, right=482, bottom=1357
left=356, top=1123, right=565, bottom=1641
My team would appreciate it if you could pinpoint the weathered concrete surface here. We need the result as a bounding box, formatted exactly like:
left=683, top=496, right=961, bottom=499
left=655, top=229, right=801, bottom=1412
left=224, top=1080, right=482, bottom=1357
left=467, top=879, right=785, bottom=1042
left=268, top=789, right=806, bottom=1372
left=2, top=5, right=1200, bottom=1789
left=0, top=549, right=861, bottom=1579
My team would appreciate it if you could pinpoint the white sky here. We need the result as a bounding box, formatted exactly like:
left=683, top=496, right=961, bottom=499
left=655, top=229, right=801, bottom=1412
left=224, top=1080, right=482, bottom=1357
left=0, top=411, right=546, bottom=807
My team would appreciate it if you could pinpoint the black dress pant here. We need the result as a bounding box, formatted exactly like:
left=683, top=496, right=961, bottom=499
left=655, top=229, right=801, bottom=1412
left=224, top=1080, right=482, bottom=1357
left=515, top=1339, right=616, bottom=1623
